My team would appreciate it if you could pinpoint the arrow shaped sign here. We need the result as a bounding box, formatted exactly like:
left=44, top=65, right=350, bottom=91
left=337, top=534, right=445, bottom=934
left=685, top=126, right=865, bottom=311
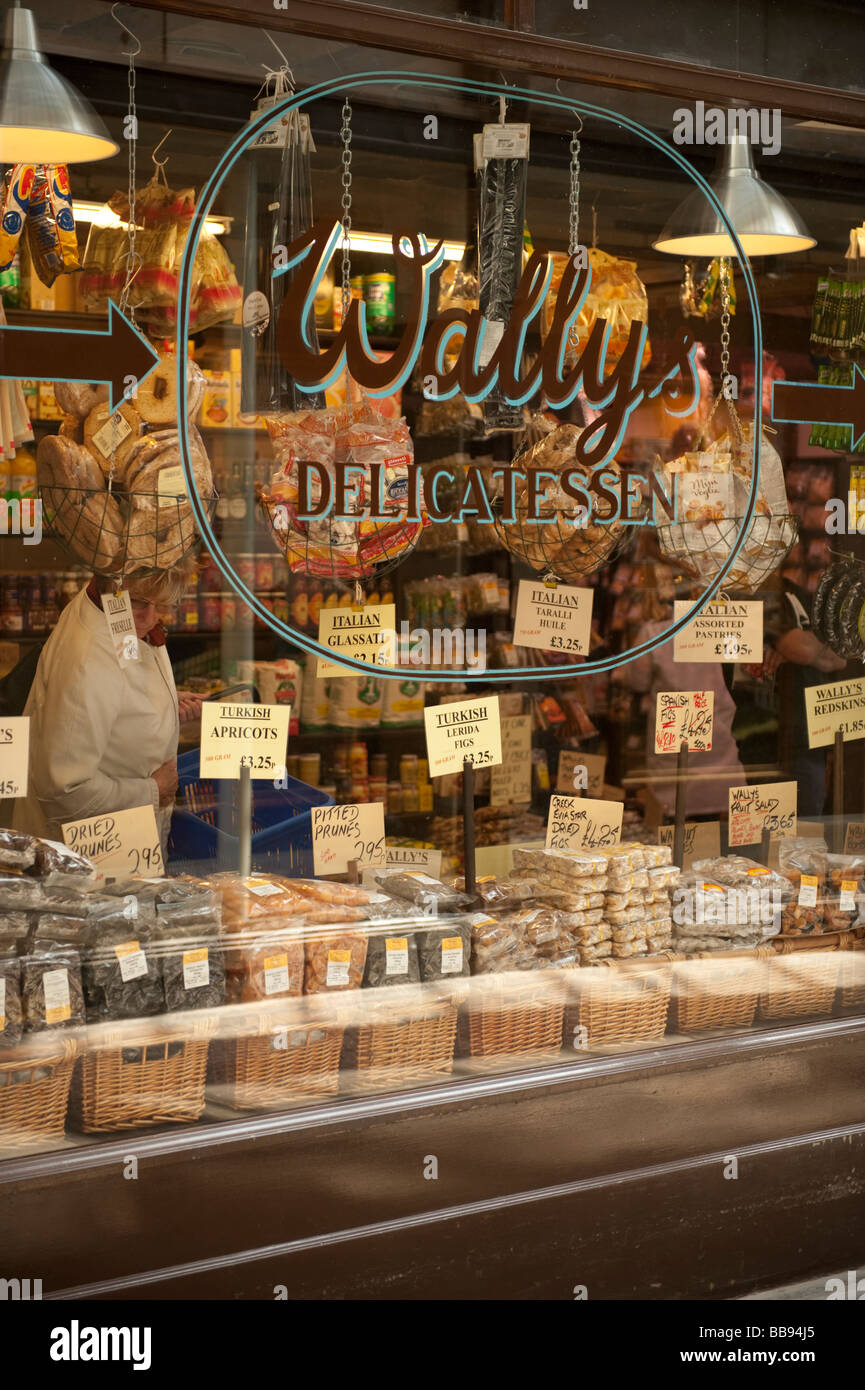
left=772, top=365, right=865, bottom=452
left=0, top=302, right=160, bottom=411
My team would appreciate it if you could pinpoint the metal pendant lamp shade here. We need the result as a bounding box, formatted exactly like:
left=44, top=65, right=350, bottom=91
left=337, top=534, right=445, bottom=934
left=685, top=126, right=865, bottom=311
left=654, top=135, right=815, bottom=257
left=0, top=5, right=118, bottom=163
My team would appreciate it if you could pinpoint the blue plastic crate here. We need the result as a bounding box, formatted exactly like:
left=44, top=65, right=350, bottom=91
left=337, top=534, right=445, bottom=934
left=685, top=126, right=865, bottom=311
left=168, top=748, right=334, bottom=877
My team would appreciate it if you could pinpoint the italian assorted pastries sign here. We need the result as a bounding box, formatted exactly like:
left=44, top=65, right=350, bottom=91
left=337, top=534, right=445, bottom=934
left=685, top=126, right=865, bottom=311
left=672, top=600, right=763, bottom=663
left=654, top=691, right=714, bottom=753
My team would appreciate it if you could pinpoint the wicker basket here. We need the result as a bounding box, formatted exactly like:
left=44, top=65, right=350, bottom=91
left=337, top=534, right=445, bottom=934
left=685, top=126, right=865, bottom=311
left=759, top=935, right=842, bottom=1022
left=0, top=1038, right=77, bottom=1149
left=670, top=948, right=767, bottom=1034
left=838, top=936, right=865, bottom=1012
left=208, top=1024, right=344, bottom=1111
left=458, top=974, right=565, bottom=1065
left=563, top=957, right=674, bottom=1048
left=343, top=1001, right=458, bottom=1092
left=70, top=1027, right=210, bottom=1132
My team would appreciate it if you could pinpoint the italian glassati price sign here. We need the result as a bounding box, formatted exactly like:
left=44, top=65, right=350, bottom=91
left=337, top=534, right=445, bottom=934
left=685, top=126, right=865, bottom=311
left=424, top=696, right=502, bottom=777
left=654, top=690, right=714, bottom=753
left=62, top=805, right=164, bottom=884
left=317, top=604, right=396, bottom=678
left=0, top=715, right=29, bottom=798
left=728, top=781, right=797, bottom=847
left=513, top=580, right=593, bottom=656
left=312, top=802, right=386, bottom=875
left=672, top=600, right=763, bottom=663
left=200, top=703, right=291, bottom=779
left=546, top=795, right=623, bottom=851
left=804, top=677, right=865, bottom=748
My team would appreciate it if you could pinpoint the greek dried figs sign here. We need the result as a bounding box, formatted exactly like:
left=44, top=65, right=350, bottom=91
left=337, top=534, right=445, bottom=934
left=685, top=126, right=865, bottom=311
left=546, top=794, right=623, bottom=851
left=654, top=691, right=714, bottom=753
left=672, top=600, right=763, bottom=663
left=62, top=804, right=163, bottom=885
left=0, top=716, right=29, bottom=799
left=200, top=702, right=291, bottom=778
left=513, top=580, right=593, bottom=656
left=728, top=781, right=797, bottom=847
left=312, top=802, right=385, bottom=875
left=424, top=696, right=502, bottom=777
left=805, top=677, right=865, bottom=749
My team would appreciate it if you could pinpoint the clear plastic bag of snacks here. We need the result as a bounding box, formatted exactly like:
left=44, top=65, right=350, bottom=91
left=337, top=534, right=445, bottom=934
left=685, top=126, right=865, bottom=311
left=777, top=837, right=828, bottom=936
left=304, top=930, right=368, bottom=993
left=541, top=248, right=651, bottom=370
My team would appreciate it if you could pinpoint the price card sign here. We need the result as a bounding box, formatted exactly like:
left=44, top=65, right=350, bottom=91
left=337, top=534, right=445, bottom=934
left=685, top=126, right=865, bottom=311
left=654, top=691, right=714, bottom=753
left=101, top=590, right=139, bottom=663
left=312, top=802, right=385, bottom=876
left=805, top=677, right=865, bottom=749
left=673, top=600, right=763, bottom=663
left=424, top=696, right=502, bottom=777
left=556, top=749, right=606, bottom=797
left=200, top=703, right=291, bottom=779
left=385, top=845, right=442, bottom=877
left=845, top=822, right=865, bottom=854
left=317, top=604, right=396, bottom=677
left=490, top=714, right=532, bottom=807
left=658, top=820, right=721, bottom=868
left=545, top=794, right=623, bottom=851
left=728, top=781, right=798, bottom=847
left=0, top=715, right=29, bottom=798
left=62, top=804, right=163, bottom=885
left=513, top=580, right=593, bottom=656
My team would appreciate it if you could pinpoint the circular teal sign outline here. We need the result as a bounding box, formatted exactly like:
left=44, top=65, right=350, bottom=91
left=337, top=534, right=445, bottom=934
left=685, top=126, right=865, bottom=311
left=176, top=72, right=762, bottom=681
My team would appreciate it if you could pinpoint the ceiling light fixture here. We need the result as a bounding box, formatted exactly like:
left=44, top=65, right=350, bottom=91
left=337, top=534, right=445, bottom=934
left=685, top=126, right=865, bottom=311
left=654, top=134, right=815, bottom=258
left=0, top=4, right=119, bottom=163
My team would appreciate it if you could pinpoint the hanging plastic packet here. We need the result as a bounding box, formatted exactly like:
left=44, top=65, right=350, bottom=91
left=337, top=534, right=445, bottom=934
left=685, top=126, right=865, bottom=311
left=0, top=164, right=34, bottom=271
left=474, top=116, right=530, bottom=434
left=240, top=70, right=324, bottom=415
left=26, top=165, right=81, bottom=287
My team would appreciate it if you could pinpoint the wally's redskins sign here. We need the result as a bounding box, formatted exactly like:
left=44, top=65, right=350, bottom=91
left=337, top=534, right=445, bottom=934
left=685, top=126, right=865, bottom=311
left=175, top=73, right=763, bottom=681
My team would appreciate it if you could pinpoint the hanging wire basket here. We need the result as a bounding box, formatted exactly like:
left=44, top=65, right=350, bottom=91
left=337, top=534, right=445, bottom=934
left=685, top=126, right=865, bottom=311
left=657, top=512, right=799, bottom=593
left=39, top=483, right=218, bottom=575
left=493, top=498, right=628, bottom=581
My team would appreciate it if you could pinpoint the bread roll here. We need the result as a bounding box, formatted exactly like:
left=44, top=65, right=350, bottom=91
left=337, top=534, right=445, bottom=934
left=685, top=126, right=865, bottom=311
left=37, top=432, right=105, bottom=494
left=53, top=381, right=109, bottom=419
left=58, top=414, right=83, bottom=444
left=123, top=432, right=213, bottom=510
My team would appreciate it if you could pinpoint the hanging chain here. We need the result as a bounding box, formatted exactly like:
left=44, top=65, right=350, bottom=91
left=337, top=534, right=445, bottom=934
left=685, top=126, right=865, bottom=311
left=340, top=98, right=353, bottom=319
left=568, top=126, right=581, bottom=260
left=719, top=256, right=732, bottom=392
left=118, top=43, right=139, bottom=326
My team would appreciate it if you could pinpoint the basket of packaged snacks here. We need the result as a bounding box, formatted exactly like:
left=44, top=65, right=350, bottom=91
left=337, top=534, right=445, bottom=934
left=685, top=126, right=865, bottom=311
left=562, top=955, right=675, bottom=1048
left=655, top=400, right=797, bottom=593
left=0, top=1038, right=78, bottom=1149
left=669, top=948, right=768, bottom=1034
left=70, top=1020, right=211, bottom=1132
left=759, top=935, right=844, bottom=1021
left=838, top=935, right=865, bottom=1012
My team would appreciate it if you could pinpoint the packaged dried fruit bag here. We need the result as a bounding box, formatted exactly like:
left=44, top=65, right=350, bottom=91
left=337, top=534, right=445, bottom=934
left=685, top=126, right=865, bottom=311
left=542, top=248, right=651, bottom=370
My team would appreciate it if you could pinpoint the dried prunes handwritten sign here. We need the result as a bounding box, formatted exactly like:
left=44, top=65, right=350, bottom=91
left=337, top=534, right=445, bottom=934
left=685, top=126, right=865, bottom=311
left=62, top=805, right=163, bottom=885
left=805, top=677, right=865, bottom=749
left=673, top=600, right=763, bottom=663
left=312, top=802, right=386, bottom=876
left=654, top=691, right=714, bottom=753
left=728, top=781, right=797, bottom=847
left=545, top=795, right=623, bottom=851
left=424, top=696, right=502, bottom=777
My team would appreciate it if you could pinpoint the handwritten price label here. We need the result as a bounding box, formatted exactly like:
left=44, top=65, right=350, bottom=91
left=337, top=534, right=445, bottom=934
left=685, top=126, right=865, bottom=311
left=200, top=703, right=291, bottom=779
left=658, top=820, right=721, bottom=868
left=424, top=696, right=502, bottom=778
left=556, top=749, right=606, bottom=797
left=0, top=716, right=29, bottom=799
left=490, top=715, right=532, bottom=807
left=654, top=691, right=714, bottom=754
left=728, top=781, right=797, bottom=848
left=62, top=804, right=163, bottom=886
left=673, top=600, right=763, bottom=664
left=545, top=795, right=623, bottom=852
left=312, top=802, right=386, bottom=876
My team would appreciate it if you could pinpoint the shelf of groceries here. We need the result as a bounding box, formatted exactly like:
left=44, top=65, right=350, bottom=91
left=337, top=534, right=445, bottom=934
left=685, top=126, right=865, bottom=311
left=0, top=827, right=863, bottom=1155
